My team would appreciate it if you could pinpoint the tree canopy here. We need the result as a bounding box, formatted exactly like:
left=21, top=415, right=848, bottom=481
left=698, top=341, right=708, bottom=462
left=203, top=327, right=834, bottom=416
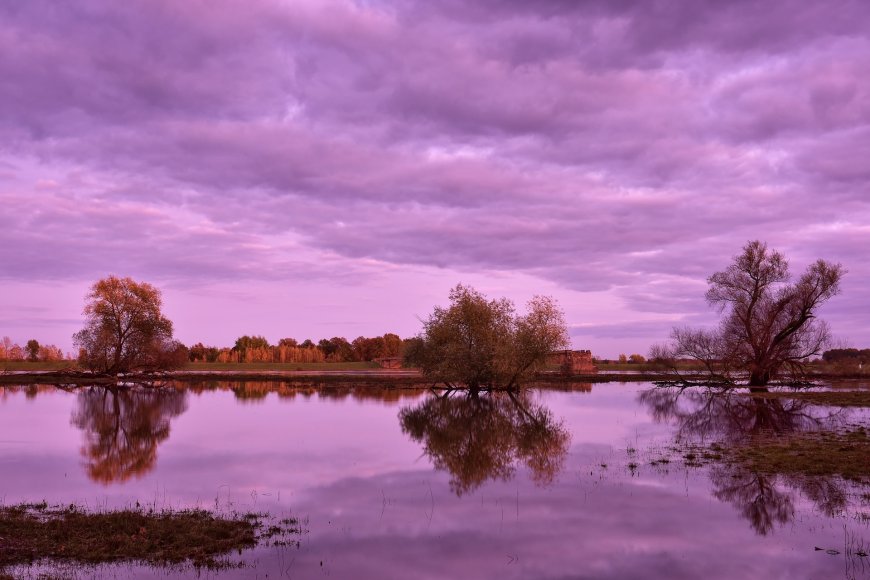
left=654, top=241, right=844, bottom=386
left=410, top=284, right=569, bottom=391
left=73, top=276, right=182, bottom=374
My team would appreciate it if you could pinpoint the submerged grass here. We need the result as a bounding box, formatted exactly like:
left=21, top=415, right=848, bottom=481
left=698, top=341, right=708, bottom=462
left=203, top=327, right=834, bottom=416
left=731, top=427, right=870, bottom=481
left=0, top=502, right=301, bottom=571
left=670, top=428, right=870, bottom=481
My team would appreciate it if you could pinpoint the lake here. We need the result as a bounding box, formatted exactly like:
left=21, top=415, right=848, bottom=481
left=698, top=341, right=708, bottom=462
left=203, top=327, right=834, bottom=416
left=1, top=380, right=868, bottom=579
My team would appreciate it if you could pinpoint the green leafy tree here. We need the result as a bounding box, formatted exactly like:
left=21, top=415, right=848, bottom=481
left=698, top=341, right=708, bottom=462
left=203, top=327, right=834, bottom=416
left=414, top=284, right=569, bottom=391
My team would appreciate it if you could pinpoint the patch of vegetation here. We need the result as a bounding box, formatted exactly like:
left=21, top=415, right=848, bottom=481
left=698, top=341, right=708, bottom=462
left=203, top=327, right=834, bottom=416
left=667, top=428, right=870, bottom=481
left=730, top=428, right=870, bottom=481
left=0, top=503, right=301, bottom=570
left=752, top=390, right=870, bottom=408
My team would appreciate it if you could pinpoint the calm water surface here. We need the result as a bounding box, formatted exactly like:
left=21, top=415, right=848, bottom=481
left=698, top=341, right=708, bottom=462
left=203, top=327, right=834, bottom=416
left=1, top=381, right=868, bottom=579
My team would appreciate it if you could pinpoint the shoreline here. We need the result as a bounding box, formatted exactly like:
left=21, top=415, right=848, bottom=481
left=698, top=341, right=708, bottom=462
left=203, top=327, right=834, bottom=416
left=0, top=369, right=667, bottom=386
left=1, top=368, right=863, bottom=386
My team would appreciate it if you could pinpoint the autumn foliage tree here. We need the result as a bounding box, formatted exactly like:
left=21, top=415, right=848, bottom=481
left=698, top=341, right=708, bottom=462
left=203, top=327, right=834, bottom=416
left=73, top=276, right=182, bottom=374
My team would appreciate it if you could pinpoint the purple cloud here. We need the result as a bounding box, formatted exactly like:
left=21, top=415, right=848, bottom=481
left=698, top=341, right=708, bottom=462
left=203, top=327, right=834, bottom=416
left=1, top=0, right=868, bottom=355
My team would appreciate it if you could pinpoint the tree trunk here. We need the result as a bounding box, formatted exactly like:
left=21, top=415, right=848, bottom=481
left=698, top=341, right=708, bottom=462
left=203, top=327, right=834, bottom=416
left=748, top=367, right=770, bottom=386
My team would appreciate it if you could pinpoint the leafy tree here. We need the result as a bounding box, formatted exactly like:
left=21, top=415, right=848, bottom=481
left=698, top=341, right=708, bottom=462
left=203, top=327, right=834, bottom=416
left=414, top=284, right=569, bottom=391
left=655, top=241, right=844, bottom=386
left=300, top=339, right=315, bottom=349
left=73, top=276, right=180, bottom=374
left=25, top=339, right=40, bottom=362
left=317, top=338, right=336, bottom=358
left=188, top=342, right=220, bottom=363
left=233, top=335, right=270, bottom=351
left=352, top=335, right=386, bottom=361
left=326, top=337, right=355, bottom=362
left=278, top=337, right=298, bottom=347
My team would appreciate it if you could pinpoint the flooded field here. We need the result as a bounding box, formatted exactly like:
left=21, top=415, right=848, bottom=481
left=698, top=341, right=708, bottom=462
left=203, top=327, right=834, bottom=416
left=1, top=381, right=869, bottom=578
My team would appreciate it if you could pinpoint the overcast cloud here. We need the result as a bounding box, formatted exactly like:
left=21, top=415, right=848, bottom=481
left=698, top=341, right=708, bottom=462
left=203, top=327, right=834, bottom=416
left=1, top=0, right=868, bottom=355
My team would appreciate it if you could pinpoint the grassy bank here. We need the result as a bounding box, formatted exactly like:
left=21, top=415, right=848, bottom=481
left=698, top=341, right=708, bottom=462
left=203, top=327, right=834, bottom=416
left=0, top=502, right=300, bottom=572
left=2, top=361, right=380, bottom=372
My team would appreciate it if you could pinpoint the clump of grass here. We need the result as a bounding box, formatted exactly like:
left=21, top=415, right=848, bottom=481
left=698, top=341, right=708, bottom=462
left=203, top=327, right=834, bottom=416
left=0, top=503, right=301, bottom=570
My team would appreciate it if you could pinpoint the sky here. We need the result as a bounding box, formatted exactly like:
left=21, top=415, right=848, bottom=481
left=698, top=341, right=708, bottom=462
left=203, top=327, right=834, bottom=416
left=1, top=0, right=868, bottom=358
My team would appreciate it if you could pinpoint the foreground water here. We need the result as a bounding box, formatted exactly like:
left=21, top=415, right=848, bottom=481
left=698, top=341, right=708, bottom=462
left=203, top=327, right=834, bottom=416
left=1, top=381, right=868, bottom=579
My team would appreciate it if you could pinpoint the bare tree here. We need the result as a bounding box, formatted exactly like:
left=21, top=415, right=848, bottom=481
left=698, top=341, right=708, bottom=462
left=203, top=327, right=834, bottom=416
left=653, top=241, right=844, bottom=386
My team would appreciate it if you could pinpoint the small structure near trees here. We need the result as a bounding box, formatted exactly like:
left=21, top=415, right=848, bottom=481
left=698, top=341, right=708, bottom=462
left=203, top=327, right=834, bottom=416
left=652, top=241, right=844, bottom=386
left=73, top=276, right=186, bottom=374
left=546, top=350, right=597, bottom=375
left=410, top=284, right=570, bottom=392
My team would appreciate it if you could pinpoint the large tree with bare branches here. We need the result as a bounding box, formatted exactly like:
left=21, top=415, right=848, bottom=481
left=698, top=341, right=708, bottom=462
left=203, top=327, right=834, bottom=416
left=656, top=241, right=844, bottom=386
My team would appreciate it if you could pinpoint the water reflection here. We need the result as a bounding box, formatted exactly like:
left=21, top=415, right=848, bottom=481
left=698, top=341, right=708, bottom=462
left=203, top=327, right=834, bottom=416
left=399, top=391, right=570, bottom=496
left=639, top=387, right=855, bottom=535
left=638, top=387, right=837, bottom=443
left=71, top=386, right=188, bottom=484
left=179, top=380, right=428, bottom=405
left=708, top=464, right=795, bottom=535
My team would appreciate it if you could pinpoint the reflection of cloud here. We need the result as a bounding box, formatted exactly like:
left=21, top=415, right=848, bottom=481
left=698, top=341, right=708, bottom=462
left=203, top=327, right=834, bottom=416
left=2, top=0, right=870, bottom=349
left=273, top=466, right=845, bottom=579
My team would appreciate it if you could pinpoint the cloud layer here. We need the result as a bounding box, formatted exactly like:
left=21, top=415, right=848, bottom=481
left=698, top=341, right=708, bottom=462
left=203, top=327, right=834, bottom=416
left=2, top=0, right=868, bottom=353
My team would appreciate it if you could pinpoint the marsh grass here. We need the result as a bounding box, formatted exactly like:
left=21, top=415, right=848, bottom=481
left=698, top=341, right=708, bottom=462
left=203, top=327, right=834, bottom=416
left=665, top=427, right=870, bottom=481
left=0, top=502, right=302, bottom=571
left=730, top=427, right=870, bottom=481
left=752, top=390, right=870, bottom=408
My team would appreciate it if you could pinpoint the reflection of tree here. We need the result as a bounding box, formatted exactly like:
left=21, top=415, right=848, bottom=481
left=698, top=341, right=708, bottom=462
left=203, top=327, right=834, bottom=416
left=639, top=387, right=850, bottom=535
left=399, top=392, right=570, bottom=496
left=709, top=464, right=794, bottom=535
left=708, top=462, right=849, bottom=535
left=638, top=388, right=834, bottom=444
left=72, top=386, right=188, bottom=484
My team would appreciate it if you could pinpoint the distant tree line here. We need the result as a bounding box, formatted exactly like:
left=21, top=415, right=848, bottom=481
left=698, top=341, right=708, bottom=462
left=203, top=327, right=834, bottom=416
left=594, top=354, right=647, bottom=364
left=821, top=348, right=870, bottom=363
left=187, top=333, right=411, bottom=364
left=0, top=336, right=67, bottom=362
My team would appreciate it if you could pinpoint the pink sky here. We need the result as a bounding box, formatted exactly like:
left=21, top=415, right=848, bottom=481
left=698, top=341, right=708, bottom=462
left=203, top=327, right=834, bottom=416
left=1, top=0, right=868, bottom=357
